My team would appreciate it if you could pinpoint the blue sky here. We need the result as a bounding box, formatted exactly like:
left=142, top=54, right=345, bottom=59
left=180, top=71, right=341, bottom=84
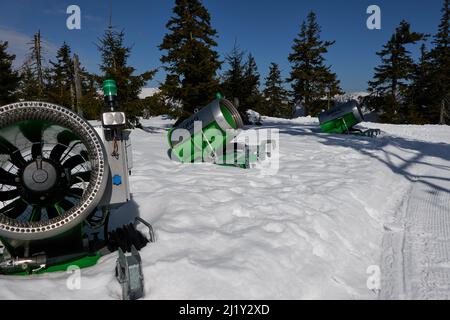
left=0, top=0, right=445, bottom=92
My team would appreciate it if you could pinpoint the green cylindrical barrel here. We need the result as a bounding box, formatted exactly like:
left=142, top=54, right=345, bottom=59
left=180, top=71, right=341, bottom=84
left=319, top=101, right=364, bottom=134
left=168, top=98, right=244, bottom=163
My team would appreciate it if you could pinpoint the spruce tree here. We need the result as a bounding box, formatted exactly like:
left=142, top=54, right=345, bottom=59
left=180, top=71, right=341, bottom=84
left=241, top=53, right=263, bottom=120
left=288, top=12, right=342, bottom=116
left=0, top=41, right=20, bottom=105
left=221, top=42, right=246, bottom=109
left=79, top=74, right=102, bottom=120
left=47, top=42, right=74, bottom=108
left=404, top=44, right=434, bottom=123
left=263, top=63, right=290, bottom=118
left=17, top=61, right=40, bottom=100
left=368, top=20, right=425, bottom=123
left=159, top=0, right=222, bottom=118
left=97, top=26, right=156, bottom=126
left=430, top=0, right=450, bottom=124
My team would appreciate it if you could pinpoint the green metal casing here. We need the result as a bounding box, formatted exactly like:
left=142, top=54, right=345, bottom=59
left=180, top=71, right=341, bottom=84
left=318, top=101, right=364, bottom=134
left=168, top=99, right=245, bottom=166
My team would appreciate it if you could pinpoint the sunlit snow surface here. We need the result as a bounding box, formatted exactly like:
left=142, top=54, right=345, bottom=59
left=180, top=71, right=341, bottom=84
left=1, top=116, right=449, bottom=300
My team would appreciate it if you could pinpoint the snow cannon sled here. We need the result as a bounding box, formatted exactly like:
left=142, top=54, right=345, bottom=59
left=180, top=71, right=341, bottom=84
left=168, top=97, right=259, bottom=168
left=318, top=101, right=380, bottom=137
left=0, top=80, right=152, bottom=276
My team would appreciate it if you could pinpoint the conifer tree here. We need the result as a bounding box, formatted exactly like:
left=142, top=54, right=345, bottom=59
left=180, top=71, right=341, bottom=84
left=263, top=63, right=290, bottom=117
left=221, top=43, right=246, bottom=108
left=97, top=26, right=156, bottom=126
left=47, top=42, right=74, bottom=108
left=159, top=0, right=222, bottom=118
left=404, top=44, right=435, bottom=123
left=368, top=20, right=425, bottom=122
left=288, top=12, right=342, bottom=116
left=0, top=41, right=20, bottom=105
left=240, top=53, right=263, bottom=120
left=430, top=0, right=450, bottom=124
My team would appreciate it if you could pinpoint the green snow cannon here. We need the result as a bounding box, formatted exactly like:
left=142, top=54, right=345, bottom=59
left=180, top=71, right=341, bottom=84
left=0, top=80, right=149, bottom=275
left=319, top=101, right=365, bottom=134
left=168, top=98, right=244, bottom=165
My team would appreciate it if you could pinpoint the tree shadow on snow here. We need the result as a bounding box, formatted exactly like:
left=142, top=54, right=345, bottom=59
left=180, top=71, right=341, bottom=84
left=261, top=120, right=450, bottom=195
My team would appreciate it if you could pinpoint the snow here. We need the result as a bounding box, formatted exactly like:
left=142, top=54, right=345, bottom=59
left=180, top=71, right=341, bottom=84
left=139, top=87, right=161, bottom=100
left=1, top=116, right=449, bottom=300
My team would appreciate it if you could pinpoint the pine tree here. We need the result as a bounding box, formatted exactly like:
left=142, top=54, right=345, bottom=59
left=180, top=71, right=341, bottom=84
left=288, top=12, right=342, bottom=116
left=240, top=53, right=263, bottom=120
left=0, top=41, right=20, bottom=105
left=221, top=42, right=246, bottom=108
left=263, top=63, right=290, bottom=117
left=404, top=44, right=434, bottom=123
left=97, top=26, right=156, bottom=126
left=368, top=20, right=425, bottom=123
left=431, top=0, right=450, bottom=124
left=17, top=61, right=40, bottom=100
left=47, top=42, right=74, bottom=108
left=159, top=0, right=222, bottom=118
left=79, top=73, right=102, bottom=120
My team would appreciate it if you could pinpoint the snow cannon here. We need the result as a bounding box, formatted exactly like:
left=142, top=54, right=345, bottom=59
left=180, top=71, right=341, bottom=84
left=318, top=101, right=364, bottom=134
left=0, top=80, right=145, bottom=275
left=168, top=97, right=245, bottom=165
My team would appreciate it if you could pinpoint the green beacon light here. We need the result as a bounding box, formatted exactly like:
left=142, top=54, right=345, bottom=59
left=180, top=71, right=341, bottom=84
left=103, top=79, right=118, bottom=111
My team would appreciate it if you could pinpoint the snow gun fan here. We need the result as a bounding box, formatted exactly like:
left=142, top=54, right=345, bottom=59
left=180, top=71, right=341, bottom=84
left=0, top=80, right=150, bottom=275
left=167, top=96, right=265, bottom=168
left=318, top=101, right=381, bottom=137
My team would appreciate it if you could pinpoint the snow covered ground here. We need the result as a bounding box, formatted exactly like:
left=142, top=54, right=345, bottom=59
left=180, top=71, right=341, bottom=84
left=0, top=116, right=449, bottom=300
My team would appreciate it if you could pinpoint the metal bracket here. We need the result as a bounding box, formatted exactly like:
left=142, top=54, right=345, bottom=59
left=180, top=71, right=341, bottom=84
left=115, top=245, right=145, bottom=300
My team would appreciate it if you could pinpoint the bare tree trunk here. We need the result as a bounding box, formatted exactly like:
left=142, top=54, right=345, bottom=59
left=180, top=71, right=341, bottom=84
left=440, top=99, right=445, bottom=125
left=73, top=54, right=83, bottom=116
left=34, top=31, right=44, bottom=97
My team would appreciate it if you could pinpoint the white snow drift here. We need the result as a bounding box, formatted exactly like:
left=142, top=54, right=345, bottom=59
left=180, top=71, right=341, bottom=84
left=0, top=116, right=449, bottom=300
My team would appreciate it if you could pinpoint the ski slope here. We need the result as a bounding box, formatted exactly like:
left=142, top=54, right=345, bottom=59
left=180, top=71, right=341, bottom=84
left=0, top=116, right=449, bottom=300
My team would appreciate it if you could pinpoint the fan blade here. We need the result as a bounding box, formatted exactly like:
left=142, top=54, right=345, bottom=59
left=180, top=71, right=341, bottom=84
left=0, top=168, right=19, bottom=186
left=68, top=188, right=84, bottom=198
left=0, top=189, right=20, bottom=201
left=71, top=171, right=91, bottom=184
left=0, top=136, right=26, bottom=168
left=49, top=130, right=79, bottom=162
left=63, top=155, right=86, bottom=170
left=59, top=199, right=75, bottom=211
left=46, top=206, right=60, bottom=219
left=29, top=207, right=42, bottom=222
left=19, top=121, right=46, bottom=159
left=0, top=199, right=28, bottom=219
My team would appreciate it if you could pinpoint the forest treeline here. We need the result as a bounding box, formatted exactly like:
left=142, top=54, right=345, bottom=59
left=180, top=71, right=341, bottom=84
left=0, top=0, right=448, bottom=125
